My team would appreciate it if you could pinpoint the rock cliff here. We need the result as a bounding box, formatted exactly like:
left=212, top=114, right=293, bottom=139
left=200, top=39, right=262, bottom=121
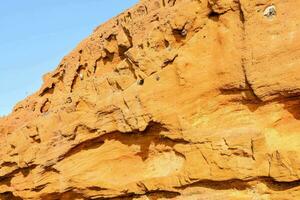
left=1, top=0, right=300, bottom=199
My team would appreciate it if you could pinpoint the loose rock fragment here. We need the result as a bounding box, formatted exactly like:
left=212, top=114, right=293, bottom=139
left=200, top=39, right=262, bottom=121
left=263, top=5, right=276, bottom=18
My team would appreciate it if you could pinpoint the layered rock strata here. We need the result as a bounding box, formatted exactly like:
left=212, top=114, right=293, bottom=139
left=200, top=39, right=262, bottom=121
left=1, top=0, right=300, bottom=199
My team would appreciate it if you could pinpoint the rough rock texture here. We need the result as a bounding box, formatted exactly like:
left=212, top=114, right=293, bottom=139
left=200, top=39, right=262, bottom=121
left=1, top=0, right=300, bottom=199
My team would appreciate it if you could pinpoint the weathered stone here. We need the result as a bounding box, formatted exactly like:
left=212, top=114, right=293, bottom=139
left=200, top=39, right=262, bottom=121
left=1, top=0, right=300, bottom=199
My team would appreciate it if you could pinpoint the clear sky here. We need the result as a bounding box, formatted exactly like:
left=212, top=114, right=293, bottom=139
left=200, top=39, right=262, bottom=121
left=0, top=0, right=138, bottom=116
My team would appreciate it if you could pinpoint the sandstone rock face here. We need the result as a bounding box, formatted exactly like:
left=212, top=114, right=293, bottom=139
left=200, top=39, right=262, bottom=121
left=1, top=0, right=300, bottom=199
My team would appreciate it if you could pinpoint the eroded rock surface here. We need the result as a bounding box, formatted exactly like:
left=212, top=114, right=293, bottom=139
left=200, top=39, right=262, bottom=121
left=1, top=0, right=300, bottom=199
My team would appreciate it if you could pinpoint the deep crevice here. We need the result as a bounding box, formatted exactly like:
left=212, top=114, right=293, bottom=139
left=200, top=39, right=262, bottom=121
left=162, top=54, right=178, bottom=68
left=118, top=26, right=133, bottom=60
left=176, top=177, right=300, bottom=192
left=0, top=192, right=22, bottom=200
left=237, top=0, right=262, bottom=105
left=0, top=165, right=37, bottom=189
left=103, top=49, right=115, bottom=65
left=58, top=122, right=188, bottom=162
left=208, top=10, right=220, bottom=22
left=40, top=189, right=87, bottom=200
left=94, top=190, right=180, bottom=200
left=242, top=68, right=263, bottom=103
left=39, top=83, right=55, bottom=97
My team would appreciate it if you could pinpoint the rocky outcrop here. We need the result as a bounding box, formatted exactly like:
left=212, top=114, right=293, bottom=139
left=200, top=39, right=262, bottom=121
left=1, top=0, right=300, bottom=199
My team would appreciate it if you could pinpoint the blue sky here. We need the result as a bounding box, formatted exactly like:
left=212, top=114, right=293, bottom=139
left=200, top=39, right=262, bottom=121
left=0, top=0, right=138, bottom=116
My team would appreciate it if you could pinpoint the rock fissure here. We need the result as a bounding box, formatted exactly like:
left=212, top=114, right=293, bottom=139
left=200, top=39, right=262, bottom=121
left=1, top=0, right=300, bottom=199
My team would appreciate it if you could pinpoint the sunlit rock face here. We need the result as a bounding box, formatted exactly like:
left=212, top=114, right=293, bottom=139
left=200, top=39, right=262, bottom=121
left=1, top=0, right=300, bottom=199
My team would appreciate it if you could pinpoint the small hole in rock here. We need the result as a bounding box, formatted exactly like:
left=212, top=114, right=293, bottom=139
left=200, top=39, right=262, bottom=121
left=172, top=28, right=187, bottom=39
left=138, top=44, right=144, bottom=49
left=208, top=11, right=220, bottom=21
left=164, top=39, right=170, bottom=48
left=66, top=97, right=72, bottom=104
left=138, top=79, right=144, bottom=85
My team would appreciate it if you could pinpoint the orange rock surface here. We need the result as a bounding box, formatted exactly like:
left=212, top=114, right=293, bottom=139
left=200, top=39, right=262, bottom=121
left=1, top=0, right=300, bottom=199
